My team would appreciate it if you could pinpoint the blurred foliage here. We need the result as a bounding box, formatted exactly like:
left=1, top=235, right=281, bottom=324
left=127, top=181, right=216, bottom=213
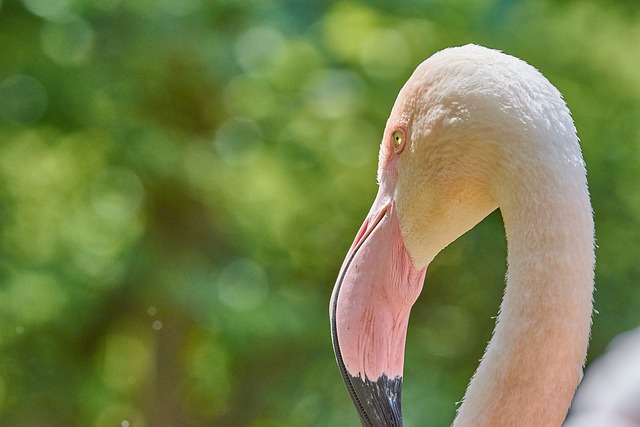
left=0, top=0, right=639, bottom=426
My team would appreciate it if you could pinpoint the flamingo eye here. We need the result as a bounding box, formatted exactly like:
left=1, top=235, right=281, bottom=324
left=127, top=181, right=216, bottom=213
left=392, top=130, right=405, bottom=153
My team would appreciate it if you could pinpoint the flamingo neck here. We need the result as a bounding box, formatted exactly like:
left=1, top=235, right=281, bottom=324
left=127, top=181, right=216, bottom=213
left=453, top=170, right=595, bottom=427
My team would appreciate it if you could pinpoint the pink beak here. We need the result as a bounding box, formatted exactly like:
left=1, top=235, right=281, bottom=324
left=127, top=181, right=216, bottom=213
left=330, top=178, right=427, bottom=426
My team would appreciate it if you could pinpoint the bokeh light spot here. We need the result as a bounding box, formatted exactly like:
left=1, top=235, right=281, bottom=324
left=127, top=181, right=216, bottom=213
left=0, top=75, right=48, bottom=125
left=90, top=167, right=145, bottom=223
left=40, top=16, right=95, bottom=65
left=360, top=29, right=411, bottom=79
left=214, top=117, right=264, bottom=165
left=21, top=0, right=71, bottom=21
left=217, top=258, right=268, bottom=311
left=7, top=271, right=67, bottom=325
left=101, top=330, right=152, bottom=391
left=234, top=26, right=285, bottom=73
left=323, top=3, right=379, bottom=62
left=306, top=69, right=364, bottom=118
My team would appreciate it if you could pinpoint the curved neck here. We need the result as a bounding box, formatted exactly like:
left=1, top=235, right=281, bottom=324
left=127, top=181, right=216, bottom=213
left=453, top=168, right=595, bottom=427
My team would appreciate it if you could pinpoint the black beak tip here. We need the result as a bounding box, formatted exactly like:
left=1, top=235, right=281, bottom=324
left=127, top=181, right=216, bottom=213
left=349, top=373, right=403, bottom=427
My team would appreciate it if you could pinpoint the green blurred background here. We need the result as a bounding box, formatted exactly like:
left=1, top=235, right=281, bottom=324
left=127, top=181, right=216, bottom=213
left=0, top=0, right=639, bottom=425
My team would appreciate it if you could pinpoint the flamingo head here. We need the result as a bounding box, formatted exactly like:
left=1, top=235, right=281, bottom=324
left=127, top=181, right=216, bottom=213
left=329, top=44, right=568, bottom=425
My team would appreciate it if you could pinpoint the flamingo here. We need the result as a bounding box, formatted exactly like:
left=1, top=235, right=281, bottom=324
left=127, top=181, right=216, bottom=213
left=329, top=44, right=595, bottom=426
left=564, top=328, right=640, bottom=426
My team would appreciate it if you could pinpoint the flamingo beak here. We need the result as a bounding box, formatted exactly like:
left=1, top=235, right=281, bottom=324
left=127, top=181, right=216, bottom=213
left=330, top=185, right=427, bottom=426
